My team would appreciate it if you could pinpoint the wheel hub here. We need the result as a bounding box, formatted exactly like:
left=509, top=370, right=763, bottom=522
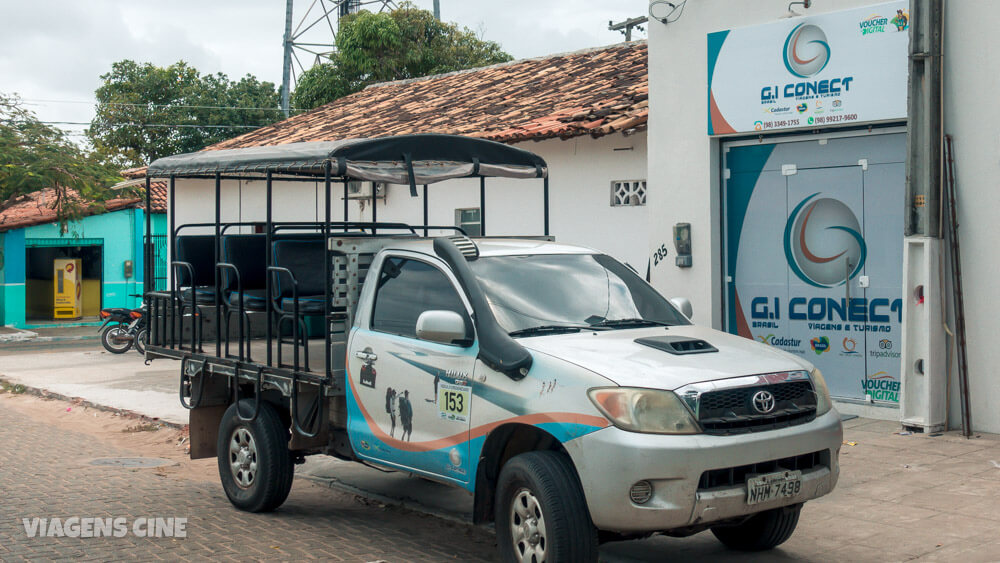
left=510, top=489, right=547, bottom=562
left=229, top=427, right=258, bottom=489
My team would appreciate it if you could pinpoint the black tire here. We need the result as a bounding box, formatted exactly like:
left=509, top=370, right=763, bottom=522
left=217, top=400, right=295, bottom=513
left=711, top=504, right=802, bottom=551
left=101, top=325, right=132, bottom=354
left=495, top=451, right=598, bottom=563
left=133, top=329, right=147, bottom=355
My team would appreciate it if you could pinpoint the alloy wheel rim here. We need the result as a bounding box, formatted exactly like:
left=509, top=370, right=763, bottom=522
left=229, top=427, right=258, bottom=489
left=510, top=488, right=547, bottom=563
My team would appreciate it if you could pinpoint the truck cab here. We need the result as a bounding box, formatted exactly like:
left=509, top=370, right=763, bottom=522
left=143, top=134, right=841, bottom=562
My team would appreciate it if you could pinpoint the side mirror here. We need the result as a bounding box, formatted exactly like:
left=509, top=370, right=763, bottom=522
left=669, top=297, right=693, bottom=319
left=416, top=310, right=472, bottom=346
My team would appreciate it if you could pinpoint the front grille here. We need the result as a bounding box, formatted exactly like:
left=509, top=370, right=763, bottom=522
left=698, top=380, right=816, bottom=435
left=697, top=450, right=827, bottom=490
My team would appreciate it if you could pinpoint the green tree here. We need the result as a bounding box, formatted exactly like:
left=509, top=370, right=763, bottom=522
left=88, top=61, right=282, bottom=168
left=293, top=3, right=512, bottom=110
left=0, top=93, right=119, bottom=220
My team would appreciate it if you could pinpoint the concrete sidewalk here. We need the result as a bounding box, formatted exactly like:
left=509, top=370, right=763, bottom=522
left=3, top=345, right=1000, bottom=560
left=0, top=324, right=100, bottom=343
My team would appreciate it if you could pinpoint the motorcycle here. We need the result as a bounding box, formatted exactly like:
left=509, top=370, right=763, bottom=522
left=98, top=303, right=147, bottom=355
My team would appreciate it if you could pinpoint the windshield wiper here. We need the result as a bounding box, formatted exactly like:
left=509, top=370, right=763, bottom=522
left=508, top=325, right=598, bottom=338
left=590, top=318, right=673, bottom=329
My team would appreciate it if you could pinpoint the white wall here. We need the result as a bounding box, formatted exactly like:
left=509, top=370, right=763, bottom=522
left=171, top=133, right=649, bottom=269
left=941, top=0, right=1000, bottom=433
left=647, top=0, right=1000, bottom=432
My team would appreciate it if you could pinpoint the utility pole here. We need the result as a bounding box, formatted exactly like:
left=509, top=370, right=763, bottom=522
left=608, top=16, right=647, bottom=42
left=281, top=0, right=294, bottom=117
left=433, top=0, right=440, bottom=20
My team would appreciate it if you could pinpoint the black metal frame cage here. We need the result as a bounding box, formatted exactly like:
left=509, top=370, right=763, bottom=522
left=140, top=134, right=550, bottom=437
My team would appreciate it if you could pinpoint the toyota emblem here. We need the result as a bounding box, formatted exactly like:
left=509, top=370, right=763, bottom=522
left=751, top=390, right=776, bottom=414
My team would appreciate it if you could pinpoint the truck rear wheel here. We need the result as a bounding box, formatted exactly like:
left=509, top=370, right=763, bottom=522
left=711, top=504, right=801, bottom=551
left=495, top=451, right=598, bottom=563
left=217, top=400, right=294, bottom=513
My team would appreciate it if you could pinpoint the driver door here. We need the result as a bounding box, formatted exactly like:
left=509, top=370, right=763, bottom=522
left=347, top=254, right=477, bottom=484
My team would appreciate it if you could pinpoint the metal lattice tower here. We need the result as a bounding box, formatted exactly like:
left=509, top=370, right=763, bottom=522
left=281, top=0, right=397, bottom=116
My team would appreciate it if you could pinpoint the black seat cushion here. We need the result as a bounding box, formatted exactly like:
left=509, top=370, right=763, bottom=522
left=180, top=286, right=217, bottom=305
left=228, top=289, right=267, bottom=312
left=175, top=235, right=216, bottom=288
left=279, top=295, right=325, bottom=315
left=222, top=234, right=267, bottom=292
left=272, top=239, right=326, bottom=299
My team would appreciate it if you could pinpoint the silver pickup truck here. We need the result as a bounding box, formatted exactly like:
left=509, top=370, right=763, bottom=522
left=144, top=134, right=841, bottom=562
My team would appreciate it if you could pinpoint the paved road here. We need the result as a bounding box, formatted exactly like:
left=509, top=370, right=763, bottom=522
left=0, top=398, right=498, bottom=562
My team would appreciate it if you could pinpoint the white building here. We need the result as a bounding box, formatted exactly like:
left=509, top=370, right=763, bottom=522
left=646, top=0, right=998, bottom=433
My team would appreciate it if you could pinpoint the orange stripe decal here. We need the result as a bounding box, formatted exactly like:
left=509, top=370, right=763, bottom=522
left=346, top=365, right=609, bottom=453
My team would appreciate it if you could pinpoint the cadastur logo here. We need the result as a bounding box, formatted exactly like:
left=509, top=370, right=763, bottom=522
left=784, top=193, right=867, bottom=288
left=783, top=23, right=831, bottom=78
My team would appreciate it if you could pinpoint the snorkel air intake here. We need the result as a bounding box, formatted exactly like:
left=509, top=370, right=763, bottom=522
left=433, top=237, right=532, bottom=380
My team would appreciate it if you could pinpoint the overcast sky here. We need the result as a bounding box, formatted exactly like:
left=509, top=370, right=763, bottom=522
left=0, top=0, right=648, bottom=142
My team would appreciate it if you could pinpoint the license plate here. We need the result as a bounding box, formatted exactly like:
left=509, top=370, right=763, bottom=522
left=746, top=470, right=802, bottom=505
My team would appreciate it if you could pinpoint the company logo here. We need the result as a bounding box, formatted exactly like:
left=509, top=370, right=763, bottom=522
left=783, top=23, right=831, bottom=78
left=754, top=121, right=763, bottom=131
left=751, top=390, right=777, bottom=414
left=784, top=193, right=867, bottom=288
left=796, top=103, right=808, bottom=113
left=870, top=338, right=901, bottom=359
left=756, top=334, right=802, bottom=348
left=878, top=339, right=892, bottom=349
left=859, top=15, right=890, bottom=35
left=862, top=372, right=900, bottom=402
left=810, top=336, right=830, bottom=355
left=833, top=99, right=842, bottom=107
left=842, top=337, right=860, bottom=355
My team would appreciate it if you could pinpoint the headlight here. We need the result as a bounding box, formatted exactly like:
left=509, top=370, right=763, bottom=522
left=810, top=368, right=833, bottom=416
left=588, top=387, right=700, bottom=435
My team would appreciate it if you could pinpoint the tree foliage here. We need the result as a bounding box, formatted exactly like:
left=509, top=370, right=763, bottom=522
left=88, top=61, right=282, bottom=168
left=293, top=3, right=512, bottom=110
left=0, top=93, right=119, bottom=219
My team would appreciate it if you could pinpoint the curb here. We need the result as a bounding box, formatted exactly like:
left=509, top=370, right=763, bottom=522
left=0, top=377, right=187, bottom=431
left=300, top=474, right=479, bottom=529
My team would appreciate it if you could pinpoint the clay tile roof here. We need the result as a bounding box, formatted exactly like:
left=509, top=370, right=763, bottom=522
left=146, top=181, right=167, bottom=213
left=0, top=188, right=143, bottom=233
left=210, top=41, right=648, bottom=150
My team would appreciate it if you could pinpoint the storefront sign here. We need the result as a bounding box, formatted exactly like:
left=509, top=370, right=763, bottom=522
left=708, top=1, right=909, bottom=135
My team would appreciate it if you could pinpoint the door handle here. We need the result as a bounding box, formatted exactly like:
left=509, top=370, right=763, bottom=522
left=355, top=351, right=376, bottom=361
left=845, top=258, right=852, bottom=306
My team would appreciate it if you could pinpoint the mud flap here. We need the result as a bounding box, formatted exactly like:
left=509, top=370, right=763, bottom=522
left=189, top=405, right=228, bottom=459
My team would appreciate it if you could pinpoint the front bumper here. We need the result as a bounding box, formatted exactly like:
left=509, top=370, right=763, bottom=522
left=562, top=409, right=843, bottom=533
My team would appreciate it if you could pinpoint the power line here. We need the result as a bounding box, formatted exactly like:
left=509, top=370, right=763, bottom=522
left=11, top=120, right=264, bottom=130
left=20, top=98, right=301, bottom=113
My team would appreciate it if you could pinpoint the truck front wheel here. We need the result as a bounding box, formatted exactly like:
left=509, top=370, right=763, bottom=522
left=711, top=503, right=802, bottom=551
left=495, top=451, right=598, bottom=563
left=217, top=400, right=294, bottom=513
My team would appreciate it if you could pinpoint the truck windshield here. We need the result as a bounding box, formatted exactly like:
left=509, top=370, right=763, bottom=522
left=468, top=253, right=690, bottom=334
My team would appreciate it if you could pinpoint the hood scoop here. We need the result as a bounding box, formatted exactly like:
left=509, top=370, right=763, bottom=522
left=635, top=335, right=718, bottom=355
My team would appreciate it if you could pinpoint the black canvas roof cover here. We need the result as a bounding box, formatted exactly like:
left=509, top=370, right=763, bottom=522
left=146, top=134, right=548, bottom=184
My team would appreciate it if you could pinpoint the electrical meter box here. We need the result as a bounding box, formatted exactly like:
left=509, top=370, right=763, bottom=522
left=53, top=258, right=82, bottom=319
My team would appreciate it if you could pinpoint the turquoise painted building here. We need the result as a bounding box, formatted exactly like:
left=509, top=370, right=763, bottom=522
left=0, top=194, right=166, bottom=328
